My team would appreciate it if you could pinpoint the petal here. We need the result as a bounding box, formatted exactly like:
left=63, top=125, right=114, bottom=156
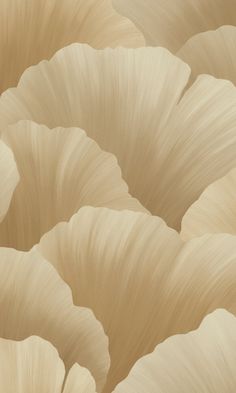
left=113, top=309, right=236, bottom=393
left=0, top=247, right=109, bottom=392
left=178, top=25, right=236, bottom=85
left=0, top=336, right=65, bottom=392
left=37, top=207, right=182, bottom=391
left=37, top=207, right=236, bottom=391
left=63, top=364, right=96, bottom=393
left=2, top=45, right=236, bottom=229
left=0, top=140, right=19, bottom=222
left=181, top=167, right=236, bottom=240
left=0, top=0, right=144, bottom=93
left=0, top=120, right=146, bottom=250
left=113, top=0, right=236, bottom=52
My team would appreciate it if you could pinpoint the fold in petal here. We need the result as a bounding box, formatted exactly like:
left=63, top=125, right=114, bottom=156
left=112, top=0, right=236, bottom=52
left=178, top=26, right=236, bottom=85
left=0, top=0, right=144, bottom=93
left=0, top=140, right=19, bottom=222
left=113, top=309, right=236, bottom=393
left=181, top=167, right=236, bottom=240
left=0, top=336, right=65, bottom=392
left=0, top=120, right=146, bottom=250
left=37, top=207, right=236, bottom=391
left=2, top=45, right=236, bottom=229
left=0, top=247, right=109, bottom=392
left=63, top=364, right=96, bottom=393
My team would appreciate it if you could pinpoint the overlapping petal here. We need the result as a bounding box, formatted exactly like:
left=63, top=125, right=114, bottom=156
left=0, top=0, right=144, bottom=93
left=113, top=309, right=236, bottom=393
left=0, top=247, right=109, bottom=392
left=181, top=167, right=236, bottom=240
left=0, top=140, right=19, bottom=222
left=113, top=0, right=236, bottom=52
left=3, top=45, right=236, bottom=228
left=0, top=336, right=97, bottom=393
left=178, top=26, right=236, bottom=85
left=37, top=207, right=236, bottom=391
left=0, top=120, right=146, bottom=250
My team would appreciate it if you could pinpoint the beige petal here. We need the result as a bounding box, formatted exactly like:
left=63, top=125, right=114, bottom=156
left=2, top=45, right=236, bottom=229
left=113, top=0, right=236, bottom=52
left=0, top=336, right=65, bottom=392
left=0, top=247, right=109, bottom=392
left=113, top=309, right=236, bottom=393
left=63, top=364, right=97, bottom=393
left=0, top=140, right=19, bottom=222
left=38, top=208, right=236, bottom=391
left=0, top=0, right=143, bottom=93
left=181, top=167, right=236, bottom=240
left=0, top=120, right=146, bottom=251
left=178, top=25, right=236, bottom=85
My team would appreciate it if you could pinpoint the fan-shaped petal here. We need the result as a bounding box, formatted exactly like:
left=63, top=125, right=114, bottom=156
left=113, top=0, right=236, bottom=52
left=181, top=167, right=236, bottom=239
left=63, top=364, right=96, bottom=393
left=0, top=120, right=145, bottom=250
left=0, top=247, right=109, bottom=392
left=0, top=0, right=143, bottom=93
left=37, top=207, right=236, bottom=391
left=113, top=309, right=236, bottom=393
left=178, top=26, right=236, bottom=85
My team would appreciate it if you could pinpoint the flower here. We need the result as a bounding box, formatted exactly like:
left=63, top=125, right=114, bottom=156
left=1, top=45, right=236, bottom=230
left=0, top=0, right=143, bottom=93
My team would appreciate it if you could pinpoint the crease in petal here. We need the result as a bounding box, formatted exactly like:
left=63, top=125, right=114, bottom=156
left=0, top=0, right=144, bottom=92
left=0, top=247, right=109, bottom=392
left=38, top=207, right=236, bottom=391
left=0, top=120, right=146, bottom=251
left=113, top=309, right=236, bottom=393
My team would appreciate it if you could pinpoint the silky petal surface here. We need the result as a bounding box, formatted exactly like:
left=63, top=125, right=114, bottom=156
left=0, top=0, right=143, bottom=93
left=113, top=309, right=236, bottom=393
left=63, top=364, right=97, bottom=393
left=113, top=0, right=236, bottom=52
left=178, top=26, right=236, bottom=85
left=0, top=120, right=145, bottom=250
left=181, top=167, right=236, bottom=240
left=38, top=207, right=236, bottom=391
left=2, top=45, right=236, bottom=228
left=0, top=247, right=109, bottom=392
left=0, top=336, right=65, bottom=392
left=0, top=140, right=19, bottom=222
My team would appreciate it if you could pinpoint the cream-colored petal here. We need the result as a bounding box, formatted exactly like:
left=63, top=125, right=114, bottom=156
left=113, top=309, right=236, bottom=393
left=0, top=336, right=65, bottom=392
left=63, top=364, right=97, bottom=393
left=181, top=167, right=236, bottom=240
left=2, top=45, right=236, bottom=229
left=0, top=247, right=109, bottom=392
left=113, top=0, right=236, bottom=52
left=37, top=207, right=236, bottom=391
left=0, top=140, right=19, bottom=222
left=0, top=120, right=146, bottom=251
left=178, top=25, right=236, bottom=85
left=0, top=0, right=143, bottom=93
left=37, top=207, right=182, bottom=391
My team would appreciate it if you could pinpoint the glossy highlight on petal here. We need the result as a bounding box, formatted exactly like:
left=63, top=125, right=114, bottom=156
left=0, top=247, right=109, bottom=392
left=0, top=0, right=144, bottom=93
left=113, top=309, right=236, bottom=393
left=0, top=120, right=146, bottom=250
left=37, top=207, right=236, bottom=391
